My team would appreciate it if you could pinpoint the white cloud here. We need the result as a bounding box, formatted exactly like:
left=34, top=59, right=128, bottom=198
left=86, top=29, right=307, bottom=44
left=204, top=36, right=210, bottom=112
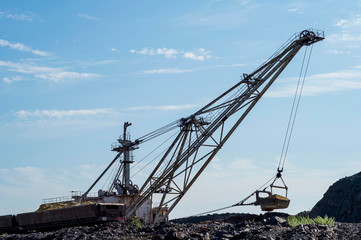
left=157, top=48, right=179, bottom=58
left=335, top=16, right=361, bottom=28
left=3, top=76, right=23, bottom=83
left=76, top=12, right=99, bottom=21
left=125, top=104, right=199, bottom=111
left=183, top=52, right=204, bottom=61
left=130, top=47, right=179, bottom=58
left=287, top=8, right=299, bottom=12
left=0, top=60, right=59, bottom=74
left=327, top=49, right=351, bottom=55
left=328, top=33, right=361, bottom=42
left=335, top=19, right=347, bottom=27
left=111, top=48, right=119, bottom=52
left=267, top=68, right=361, bottom=98
left=14, top=108, right=116, bottom=119
left=130, top=47, right=212, bottom=60
left=0, top=39, right=50, bottom=56
left=183, top=48, right=212, bottom=61
left=0, top=60, right=99, bottom=83
left=328, top=15, right=361, bottom=51
left=0, top=11, right=34, bottom=22
left=12, top=104, right=198, bottom=121
left=143, top=68, right=195, bottom=74
left=34, top=72, right=99, bottom=82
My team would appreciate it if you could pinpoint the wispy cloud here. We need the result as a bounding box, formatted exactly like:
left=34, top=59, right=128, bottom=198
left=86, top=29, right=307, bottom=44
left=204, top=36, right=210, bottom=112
left=3, top=76, right=23, bottom=83
left=76, top=12, right=99, bottom=21
left=287, top=8, right=299, bottom=12
left=143, top=68, right=196, bottom=74
left=335, top=19, right=347, bottom=27
left=0, top=11, right=34, bottom=22
left=130, top=47, right=212, bottom=61
left=0, top=39, right=50, bottom=56
left=327, top=49, right=351, bottom=55
left=34, top=72, right=99, bottom=82
left=130, top=47, right=179, bottom=59
left=183, top=48, right=211, bottom=61
left=328, top=14, right=361, bottom=53
left=334, top=16, right=361, bottom=28
left=328, top=33, right=361, bottom=42
left=14, top=108, right=116, bottom=119
left=267, top=68, right=361, bottom=98
left=0, top=60, right=99, bottom=83
left=125, top=104, right=199, bottom=111
left=12, top=104, right=199, bottom=121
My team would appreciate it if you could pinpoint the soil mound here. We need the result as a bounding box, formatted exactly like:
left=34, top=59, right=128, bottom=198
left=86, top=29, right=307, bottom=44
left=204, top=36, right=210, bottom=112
left=310, top=171, right=361, bottom=222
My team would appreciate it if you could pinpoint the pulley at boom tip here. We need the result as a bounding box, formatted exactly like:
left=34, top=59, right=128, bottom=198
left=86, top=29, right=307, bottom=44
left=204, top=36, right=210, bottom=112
left=298, top=29, right=325, bottom=45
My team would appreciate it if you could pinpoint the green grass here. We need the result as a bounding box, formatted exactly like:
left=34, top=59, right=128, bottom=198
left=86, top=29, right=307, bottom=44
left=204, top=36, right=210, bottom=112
left=126, top=217, right=144, bottom=229
left=1, top=233, right=9, bottom=238
left=287, top=215, right=335, bottom=228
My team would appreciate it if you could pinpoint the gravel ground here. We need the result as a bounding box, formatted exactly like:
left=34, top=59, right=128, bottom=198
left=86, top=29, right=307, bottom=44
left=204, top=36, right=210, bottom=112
left=2, top=213, right=361, bottom=240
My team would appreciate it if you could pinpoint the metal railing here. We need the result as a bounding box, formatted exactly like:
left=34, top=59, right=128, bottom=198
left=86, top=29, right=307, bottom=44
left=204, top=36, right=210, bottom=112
left=42, top=191, right=98, bottom=204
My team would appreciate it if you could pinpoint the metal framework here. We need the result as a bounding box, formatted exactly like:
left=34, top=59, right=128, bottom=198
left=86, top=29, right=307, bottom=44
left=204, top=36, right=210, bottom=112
left=83, top=29, right=324, bottom=224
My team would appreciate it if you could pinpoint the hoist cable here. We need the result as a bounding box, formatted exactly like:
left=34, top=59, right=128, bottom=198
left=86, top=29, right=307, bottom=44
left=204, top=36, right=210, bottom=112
left=190, top=174, right=278, bottom=217
left=190, top=47, right=316, bottom=218
left=136, top=120, right=179, bottom=143
left=277, top=47, right=307, bottom=170
left=103, top=161, right=120, bottom=191
left=281, top=44, right=313, bottom=170
left=277, top=45, right=313, bottom=170
left=131, top=131, right=179, bottom=171
left=190, top=205, right=237, bottom=217
left=131, top=131, right=179, bottom=178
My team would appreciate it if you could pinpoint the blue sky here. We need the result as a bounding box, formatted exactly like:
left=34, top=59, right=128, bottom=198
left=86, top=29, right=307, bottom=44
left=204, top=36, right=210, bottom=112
left=1, top=0, right=361, bottom=219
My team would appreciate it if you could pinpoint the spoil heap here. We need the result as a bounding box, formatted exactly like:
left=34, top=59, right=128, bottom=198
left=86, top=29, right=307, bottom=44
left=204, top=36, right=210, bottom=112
left=310, top=171, right=361, bottom=222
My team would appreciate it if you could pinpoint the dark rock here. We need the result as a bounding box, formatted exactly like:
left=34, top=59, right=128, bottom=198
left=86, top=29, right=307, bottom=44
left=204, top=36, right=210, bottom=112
left=310, top=171, right=361, bottom=222
left=3, top=212, right=361, bottom=240
left=165, top=229, right=187, bottom=240
left=190, top=232, right=203, bottom=239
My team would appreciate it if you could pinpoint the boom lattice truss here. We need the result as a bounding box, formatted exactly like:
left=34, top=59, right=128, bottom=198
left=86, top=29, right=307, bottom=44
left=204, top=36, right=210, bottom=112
left=83, top=29, right=324, bottom=224
left=126, top=29, right=324, bottom=223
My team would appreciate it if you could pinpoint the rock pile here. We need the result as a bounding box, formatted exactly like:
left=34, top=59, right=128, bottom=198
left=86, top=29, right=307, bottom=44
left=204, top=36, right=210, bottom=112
left=310, top=171, right=361, bottom=222
left=2, top=213, right=361, bottom=240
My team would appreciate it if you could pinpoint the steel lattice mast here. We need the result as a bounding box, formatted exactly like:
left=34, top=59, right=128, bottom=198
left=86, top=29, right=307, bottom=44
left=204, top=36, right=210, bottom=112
left=124, top=29, right=324, bottom=223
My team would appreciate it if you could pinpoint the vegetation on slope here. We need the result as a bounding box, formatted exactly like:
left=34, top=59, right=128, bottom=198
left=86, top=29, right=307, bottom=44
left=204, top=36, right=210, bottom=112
left=288, top=215, right=335, bottom=228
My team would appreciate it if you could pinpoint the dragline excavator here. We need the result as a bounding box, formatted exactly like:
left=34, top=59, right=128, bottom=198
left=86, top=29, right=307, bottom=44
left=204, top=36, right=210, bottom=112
left=72, top=29, right=324, bottom=224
